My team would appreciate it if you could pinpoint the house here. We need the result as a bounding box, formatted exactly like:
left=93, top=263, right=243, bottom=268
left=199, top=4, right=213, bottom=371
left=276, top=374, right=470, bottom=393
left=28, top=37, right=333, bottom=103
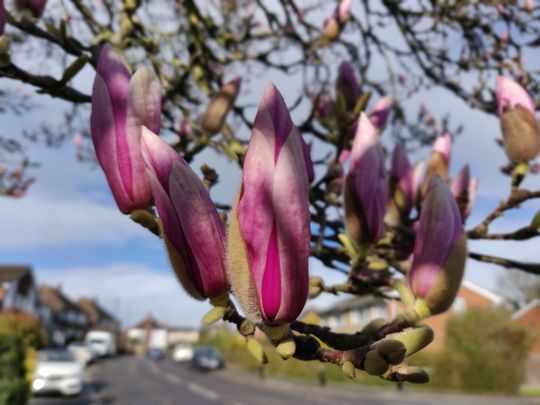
left=0, top=265, right=39, bottom=316
left=422, top=280, right=505, bottom=351
left=77, top=298, right=119, bottom=332
left=513, top=299, right=540, bottom=387
left=126, top=315, right=199, bottom=356
left=315, top=280, right=504, bottom=351
left=316, top=295, right=398, bottom=333
left=38, top=285, right=88, bottom=345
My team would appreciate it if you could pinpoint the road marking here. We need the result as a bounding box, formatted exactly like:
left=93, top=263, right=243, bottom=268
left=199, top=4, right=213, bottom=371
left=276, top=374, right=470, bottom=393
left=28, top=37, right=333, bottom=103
left=187, top=382, right=219, bottom=401
left=163, top=372, right=183, bottom=385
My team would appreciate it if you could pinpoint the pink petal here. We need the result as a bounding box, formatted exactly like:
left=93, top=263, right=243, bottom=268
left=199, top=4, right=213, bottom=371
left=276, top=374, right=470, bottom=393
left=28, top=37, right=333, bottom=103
left=496, top=76, right=536, bottom=116
left=169, top=163, right=228, bottom=298
left=409, top=177, right=462, bottom=297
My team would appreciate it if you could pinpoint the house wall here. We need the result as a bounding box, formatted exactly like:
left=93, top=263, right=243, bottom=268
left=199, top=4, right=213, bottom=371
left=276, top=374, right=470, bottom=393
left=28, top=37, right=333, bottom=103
left=514, top=305, right=540, bottom=355
left=422, top=286, right=496, bottom=351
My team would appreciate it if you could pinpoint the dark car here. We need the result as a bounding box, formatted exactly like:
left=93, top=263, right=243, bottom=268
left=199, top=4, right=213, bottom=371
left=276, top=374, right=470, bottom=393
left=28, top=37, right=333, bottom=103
left=192, top=346, right=224, bottom=371
left=147, top=348, right=166, bottom=361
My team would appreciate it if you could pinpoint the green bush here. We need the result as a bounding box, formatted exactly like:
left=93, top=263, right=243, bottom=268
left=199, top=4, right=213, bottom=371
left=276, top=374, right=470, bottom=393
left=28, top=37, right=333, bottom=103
left=430, top=307, right=532, bottom=394
left=0, top=333, right=29, bottom=405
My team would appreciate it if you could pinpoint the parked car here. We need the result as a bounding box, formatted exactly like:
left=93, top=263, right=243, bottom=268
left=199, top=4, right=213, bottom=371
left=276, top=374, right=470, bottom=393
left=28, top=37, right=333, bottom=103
left=68, top=341, right=96, bottom=366
left=147, top=347, right=166, bottom=361
left=85, top=330, right=116, bottom=357
left=32, top=349, right=84, bottom=397
left=172, top=344, right=194, bottom=362
left=192, top=346, right=224, bottom=371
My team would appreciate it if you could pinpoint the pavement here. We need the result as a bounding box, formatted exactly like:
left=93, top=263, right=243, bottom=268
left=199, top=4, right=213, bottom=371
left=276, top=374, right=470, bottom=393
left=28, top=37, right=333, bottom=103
left=30, top=355, right=540, bottom=405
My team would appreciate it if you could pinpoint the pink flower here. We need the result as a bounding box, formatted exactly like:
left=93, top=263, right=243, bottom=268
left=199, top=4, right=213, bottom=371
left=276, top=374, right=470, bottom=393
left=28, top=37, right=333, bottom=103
left=390, top=143, right=414, bottom=213
left=90, top=44, right=161, bottom=214
left=450, top=165, right=476, bottom=221
left=228, top=84, right=312, bottom=326
left=14, top=0, right=47, bottom=18
left=369, top=96, right=393, bottom=131
left=408, top=177, right=466, bottom=315
left=141, top=127, right=228, bottom=300
left=344, top=113, right=388, bottom=244
left=336, top=61, right=361, bottom=111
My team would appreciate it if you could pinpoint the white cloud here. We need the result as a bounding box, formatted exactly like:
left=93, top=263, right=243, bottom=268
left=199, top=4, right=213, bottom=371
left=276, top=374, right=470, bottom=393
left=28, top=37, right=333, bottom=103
left=37, top=263, right=211, bottom=328
left=0, top=196, right=146, bottom=249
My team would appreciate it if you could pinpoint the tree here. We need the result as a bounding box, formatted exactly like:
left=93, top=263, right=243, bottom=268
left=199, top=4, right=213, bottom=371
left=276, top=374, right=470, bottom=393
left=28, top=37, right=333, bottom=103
left=0, top=0, right=539, bottom=385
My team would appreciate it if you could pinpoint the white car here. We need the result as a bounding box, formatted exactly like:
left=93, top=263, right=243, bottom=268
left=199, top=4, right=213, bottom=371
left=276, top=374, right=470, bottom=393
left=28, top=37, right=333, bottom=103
left=32, top=349, right=84, bottom=397
left=172, top=344, right=194, bottom=362
left=85, top=330, right=116, bottom=357
left=68, top=342, right=96, bottom=366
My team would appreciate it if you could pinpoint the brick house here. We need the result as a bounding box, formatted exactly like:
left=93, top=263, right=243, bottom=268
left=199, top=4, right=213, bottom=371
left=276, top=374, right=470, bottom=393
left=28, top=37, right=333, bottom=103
left=513, top=299, right=540, bottom=387
left=0, top=265, right=39, bottom=316
left=38, top=285, right=89, bottom=345
left=77, top=298, right=120, bottom=333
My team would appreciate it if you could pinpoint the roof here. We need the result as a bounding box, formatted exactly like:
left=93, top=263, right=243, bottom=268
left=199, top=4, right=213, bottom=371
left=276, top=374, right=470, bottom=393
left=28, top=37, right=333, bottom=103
left=461, top=280, right=504, bottom=305
left=132, top=314, right=166, bottom=330
left=317, top=295, right=386, bottom=317
left=512, top=299, right=540, bottom=320
left=77, top=298, right=117, bottom=324
left=39, top=285, right=81, bottom=313
left=0, top=265, right=32, bottom=283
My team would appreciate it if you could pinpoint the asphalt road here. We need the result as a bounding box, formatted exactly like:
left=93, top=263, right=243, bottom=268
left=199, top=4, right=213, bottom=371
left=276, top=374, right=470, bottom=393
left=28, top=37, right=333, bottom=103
left=31, top=356, right=540, bottom=405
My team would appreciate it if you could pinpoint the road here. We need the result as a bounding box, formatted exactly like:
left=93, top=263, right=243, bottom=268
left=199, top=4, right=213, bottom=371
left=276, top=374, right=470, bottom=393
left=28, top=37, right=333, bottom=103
left=31, top=356, right=540, bottom=405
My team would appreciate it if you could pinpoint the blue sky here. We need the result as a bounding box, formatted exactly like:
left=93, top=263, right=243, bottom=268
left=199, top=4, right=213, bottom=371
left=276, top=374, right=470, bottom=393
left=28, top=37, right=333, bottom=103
left=1, top=2, right=539, bottom=328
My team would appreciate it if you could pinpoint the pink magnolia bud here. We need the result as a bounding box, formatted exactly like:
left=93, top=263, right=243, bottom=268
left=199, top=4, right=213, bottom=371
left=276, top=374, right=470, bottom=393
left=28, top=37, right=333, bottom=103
left=344, top=113, right=388, bottom=245
left=228, top=84, right=311, bottom=326
left=496, top=76, right=540, bottom=162
left=369, top=96, right=393, bottom=131
left=141, top=127, right=228, bottom=300
left=423, top=132, right=452, bottom=193
left=450, top=165, right=475, bottom=222
left=322, top=0, right=352, bottom=43
left=91, top=44, right=161, bottom=214
left=408, top=177, right=466, bottom=315
left=14, top=0, right=47, bottom=18
left=336, top=61, right=361, bottom=111
left=202, top=77, right=242, bottom=134
left=390, top=143, right=414, bottom=214
left=466, top=178, right=478, bottom=219
left=0, top=0, right=5, bottom=35
left=524, top=0, right=535, bottom=12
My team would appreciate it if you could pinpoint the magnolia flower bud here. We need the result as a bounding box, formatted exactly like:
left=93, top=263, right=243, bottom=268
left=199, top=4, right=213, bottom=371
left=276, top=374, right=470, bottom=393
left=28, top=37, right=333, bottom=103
left=344, top=113, right=388, bottom=245
left=408, top=177, right=466, bottom=316
left=202, top=78, right=242, bottom=134
left=227, top=84, right=312, bottom=326
left=141, top=127, right=228, bottom=300
left=14, top=0, right=47, bottom=18
left=422, top=133, right=452, bottom=196
left=524, top=0, right=535, bottom=13
left=390, top=143, right=414, bottom=215
left=369, top=96, right=393, bottom=131
left=450, top=165, right=476, bottom=222
left=496, top=76, right=539, bottom=162
left=321, top=0, right=351, bottom=43
left=336, top=61, right=361, bottom=111
left=91, top=44, right=161, bottom=214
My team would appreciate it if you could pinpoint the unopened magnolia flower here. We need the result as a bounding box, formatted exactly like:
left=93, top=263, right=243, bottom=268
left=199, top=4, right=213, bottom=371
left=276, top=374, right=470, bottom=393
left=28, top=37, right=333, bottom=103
left=228, top=83, right=312, bottom=326
left=336, top=61, right=361, bottom=111
left=14, top=0, right=47, bottom=18
left=450, top=165, right=477, bottom=222
left=390, top=143, right=414, bottom=215
left=344, top=113, right=388, bottom=245
left=141, top=127, right=228, bottom=300
left=202, top=78, right=242, bottom=134
left=524, top=0, right=534, bottom=12
left=496, top=76, right=539, bottom=163
left=90, top=45, right=161, bottom=214
left=369, top=96, right=393, bottom=131
left=322, top=0, right=351, bottom=43
left=423, top=132, right=452, bottom=192
left=408, top=176, right=466, bottom=316
left=91, top=44, right=161, bottom=214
